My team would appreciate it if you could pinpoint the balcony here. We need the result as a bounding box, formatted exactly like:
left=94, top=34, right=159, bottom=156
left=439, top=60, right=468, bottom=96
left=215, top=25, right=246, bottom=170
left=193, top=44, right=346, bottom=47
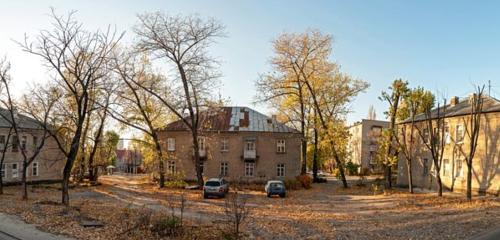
left=192, top=148, right=207, bottom=158
left=243, top=149, right=256, bottom=159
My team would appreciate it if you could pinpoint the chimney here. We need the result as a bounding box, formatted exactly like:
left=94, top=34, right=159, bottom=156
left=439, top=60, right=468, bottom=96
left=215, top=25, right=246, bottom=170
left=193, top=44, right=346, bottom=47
left=449, top=96, right=459, bottom=106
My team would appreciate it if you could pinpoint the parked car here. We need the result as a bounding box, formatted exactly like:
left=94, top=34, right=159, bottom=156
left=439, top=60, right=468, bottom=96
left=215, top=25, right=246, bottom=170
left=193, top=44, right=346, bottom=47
left=265, top=180, right=286, bottom=198
left=203, top=178, right=229, bottom=198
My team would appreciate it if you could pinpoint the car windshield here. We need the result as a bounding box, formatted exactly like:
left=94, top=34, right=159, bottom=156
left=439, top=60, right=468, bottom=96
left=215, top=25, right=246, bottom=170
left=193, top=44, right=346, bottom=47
left=205, top=181, right=221, bottom=187
left=270, top=183, right=284, bottom=188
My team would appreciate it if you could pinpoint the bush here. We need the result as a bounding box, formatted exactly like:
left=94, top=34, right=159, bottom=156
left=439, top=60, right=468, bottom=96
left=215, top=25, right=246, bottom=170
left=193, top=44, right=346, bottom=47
left=345, top=161, right=360, bottom=176
left=151, top=216, right=182, bottom=237
left=284, top=179, right=301, bottom=190
left=296, top=174, right=312, bottom=189
left=164, top=179, right=188, bottom=189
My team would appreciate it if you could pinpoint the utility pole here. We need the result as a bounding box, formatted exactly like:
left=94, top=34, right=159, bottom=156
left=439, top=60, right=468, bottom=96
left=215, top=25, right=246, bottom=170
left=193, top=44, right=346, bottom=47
left=488, top=80, right=491, bottom=96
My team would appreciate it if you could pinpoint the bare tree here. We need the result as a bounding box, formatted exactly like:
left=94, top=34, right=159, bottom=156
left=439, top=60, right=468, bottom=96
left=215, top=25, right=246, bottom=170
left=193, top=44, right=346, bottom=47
left=133, top=12, right=225, bottom=187
left=110, top=51, right=170, bottom=187
left=463, top=86, right=485, bottom=201
left=18, top=9, right=122, bottom=205
left=224, top=189, right=251, bottom=239
left=416, top=97, right=447, bottom=196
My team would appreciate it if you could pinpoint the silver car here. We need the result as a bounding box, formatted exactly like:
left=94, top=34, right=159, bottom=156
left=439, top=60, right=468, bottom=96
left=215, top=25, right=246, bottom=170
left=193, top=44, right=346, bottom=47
left=203, top=178, right=229, bottom=198
left=265, top=180, right=286, bottom=198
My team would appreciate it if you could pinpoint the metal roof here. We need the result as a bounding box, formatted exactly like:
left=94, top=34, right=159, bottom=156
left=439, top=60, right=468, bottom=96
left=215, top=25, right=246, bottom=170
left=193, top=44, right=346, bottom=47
left=399, top=95, right=500, bottom=124
left=0, top=108, right=43, bottom=130
left=164, top=106, right=299, bottom=133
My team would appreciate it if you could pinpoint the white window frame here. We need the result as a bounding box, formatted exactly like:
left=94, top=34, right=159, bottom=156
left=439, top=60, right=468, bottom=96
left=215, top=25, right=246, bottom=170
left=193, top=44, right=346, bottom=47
left=220, top=162, right=228, bottom=176
left=244, top=162, right=254, bottom=177
left=444, top=123, right=450, bottom=144
left=276, top=163, right=285, bottom=177
left=442, top=159, right=450, bottom=177
left=167, top=138, right=175, bottom=152
left=0, top=135, right=5, bottom=150
left=455, top=159, right=463, bottom=178
left=32, top=162, right=39, bottom=176
left=245, top=141, right=255, bottom=151
left=167, top=161, right=176, bottom=175
left=198, top=137, right=206, bottom=151
left=11, top=163, right=18, bottom=178
left=456, top=125, right=464, bottom=143
left=220, top=138, right=229, bottom=152
left=276, top=139, right=286, bottom=153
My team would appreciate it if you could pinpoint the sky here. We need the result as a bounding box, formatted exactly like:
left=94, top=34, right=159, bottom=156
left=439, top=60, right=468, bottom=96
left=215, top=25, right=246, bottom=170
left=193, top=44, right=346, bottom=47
left=1, top=0, right=499, bottom=126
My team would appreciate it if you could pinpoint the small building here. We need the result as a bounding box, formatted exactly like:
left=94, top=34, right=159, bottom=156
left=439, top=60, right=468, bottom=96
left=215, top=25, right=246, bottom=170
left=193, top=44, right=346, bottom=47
left=396, top=95, right=500, bottom=195
left=348, top=119, right=390, bottom=174
left=115, top=149, right=142, bottom=174
left=159, top=106, right=302, bottom=182
left=0, top=109, right=65, bottom=184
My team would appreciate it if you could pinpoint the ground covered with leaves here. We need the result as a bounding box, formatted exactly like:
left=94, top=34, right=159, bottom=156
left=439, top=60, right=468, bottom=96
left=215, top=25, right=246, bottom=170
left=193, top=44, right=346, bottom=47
left=0, top=175, right=499, bottom=240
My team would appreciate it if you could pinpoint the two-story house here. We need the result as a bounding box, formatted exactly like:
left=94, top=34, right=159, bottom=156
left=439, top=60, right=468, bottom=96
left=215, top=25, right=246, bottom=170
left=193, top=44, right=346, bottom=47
left=396, top=95, right=500, bottom=195
left=158, top=106, right=302, bottom=182
left=0, top=109, right=65, bottom=184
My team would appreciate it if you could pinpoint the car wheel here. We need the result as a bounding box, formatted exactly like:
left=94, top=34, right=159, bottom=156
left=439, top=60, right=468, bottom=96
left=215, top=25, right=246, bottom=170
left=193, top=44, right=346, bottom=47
left=203, top=193, right=208, bottom=199
left=267, top=193, right=271, bottom=198
left=279, top=193, right=286, bottom=198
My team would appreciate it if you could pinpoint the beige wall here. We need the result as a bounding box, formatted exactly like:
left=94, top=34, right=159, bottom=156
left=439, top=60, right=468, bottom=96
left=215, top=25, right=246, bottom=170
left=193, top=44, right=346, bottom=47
left=397, top=112, right=500, bottom=195
left=348, top=119, right=389, bottom=173
left=158, top=130, right=302, bottom=182
left=1, top=128, right=66, bottom=184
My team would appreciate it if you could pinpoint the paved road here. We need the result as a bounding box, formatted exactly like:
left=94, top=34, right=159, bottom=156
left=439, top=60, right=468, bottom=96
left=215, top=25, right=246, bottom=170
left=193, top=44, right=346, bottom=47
left=471, top=227, right=500, bottom=240
left=0, top=213, right=71, bottom=240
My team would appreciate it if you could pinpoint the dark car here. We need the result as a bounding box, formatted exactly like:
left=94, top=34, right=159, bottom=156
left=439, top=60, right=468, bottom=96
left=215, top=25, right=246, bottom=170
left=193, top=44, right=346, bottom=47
left=203, top=178, right=229, bottom=198
left=265, top=180, right=286, bottom=198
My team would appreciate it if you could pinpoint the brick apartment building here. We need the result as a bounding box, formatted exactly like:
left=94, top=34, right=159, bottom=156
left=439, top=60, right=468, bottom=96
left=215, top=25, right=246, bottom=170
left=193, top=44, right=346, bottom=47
left=396, top=95, right=500, bottom=195
left=159, top=107, right=302, bottom=182
left=348, top=119, right=390, bottom=174
left=0, top=109, right=65, bottom=184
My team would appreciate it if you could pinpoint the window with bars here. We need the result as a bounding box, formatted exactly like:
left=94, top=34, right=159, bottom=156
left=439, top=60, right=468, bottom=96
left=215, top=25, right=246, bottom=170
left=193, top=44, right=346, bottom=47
left=167, top=161, right=176, bottom=174
left=32, top=162, right=39, bottom=176
left=276, top=163, right=285, bottom=177
left=276, top=139, right=286, bottom=153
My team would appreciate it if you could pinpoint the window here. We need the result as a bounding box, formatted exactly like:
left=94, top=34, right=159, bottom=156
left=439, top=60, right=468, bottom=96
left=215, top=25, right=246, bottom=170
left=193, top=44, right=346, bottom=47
left=32, top=136, right=38, bottom=150
left=220, top=162, right=228, bottom=176
left=371, top=126, right=382, bottom=137
left=11, top=163, right=18, bottom=178
left=167, top=138, right=175, bottom=152
left=167, top=161, right=176, bottom=174
left=444, top=123, right=450, bottom=144
left=245, top=141, right=255, bottom=151
left=21, top=136, right=27, bottom=150
left=0, top=135, right=5, bottom=150
left=456, top=125, right=464, bottom=143
left=423, top=129, right=429, bottom=144
left=442, top=159, right=450, bottom=176
left=220, top=138, right=229, bottom=152
left=198, top=137, right=206, bottom=151
left=245, top=162, right=254, bottom=177
left=1, top=164, right=4, bottom=178
left=199, top=162, right=204, bottom=175
left=455, top=159, right=463, bottom=178
left=12, top=135, right=18, bottom=152
left=276, top=139, right=286, bottom=153
left=277, top=163, right=285, bottom=177
left=422, top=158, right=429, bottom=176
left=32, top=162, right=38, bottom=176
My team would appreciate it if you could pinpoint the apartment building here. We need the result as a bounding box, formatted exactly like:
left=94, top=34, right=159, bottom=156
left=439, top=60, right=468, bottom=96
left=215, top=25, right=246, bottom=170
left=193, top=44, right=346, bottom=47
left=158, top=107, right=302, bottom=182
left=0, top=109, right=65, bottom=184
left=348, top=119, right=390, bottom=174
left=396, top=95, right=500, bottom=195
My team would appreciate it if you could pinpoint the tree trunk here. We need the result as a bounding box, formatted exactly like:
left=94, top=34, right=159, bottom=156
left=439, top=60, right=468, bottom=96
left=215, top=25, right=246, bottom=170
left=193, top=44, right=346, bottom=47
left=312, top=127, right=318, bottom=182
left=384, top=165, right=392, bottom=189
left=192, top=132, right=203, bottom=187
left=301, top=139, right=307, bottom=175
left=467, top=163, right=472, bottom=201
left=407, top=160, right=413, bottom=193
left=22, top=163, right=28, bottom=200
left=436, top=173, right=443, bottom=197
left=62, top=130, right=83, bottom=206
left=154, top=137, right=165, bottom=188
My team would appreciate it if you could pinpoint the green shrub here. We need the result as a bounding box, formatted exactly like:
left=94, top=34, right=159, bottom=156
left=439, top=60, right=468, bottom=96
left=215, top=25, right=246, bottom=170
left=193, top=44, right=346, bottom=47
left=345, top=161, right=360, bottom=176
left=296, top=174, right=312, bottom=189
left=164, top=179, right=188, bottom=189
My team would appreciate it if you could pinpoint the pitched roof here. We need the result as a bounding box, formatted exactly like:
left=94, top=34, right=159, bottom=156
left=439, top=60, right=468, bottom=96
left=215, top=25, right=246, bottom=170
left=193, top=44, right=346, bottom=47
left=164, top=106, right=299, bottom=133
left=0, top=108, right=43, bottom=130
left=399, top=95, right=500, bottom=124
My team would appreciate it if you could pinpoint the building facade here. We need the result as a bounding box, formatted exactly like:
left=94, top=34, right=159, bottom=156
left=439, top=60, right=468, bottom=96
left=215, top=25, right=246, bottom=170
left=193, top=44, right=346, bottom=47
left=115, top=149, right=142, bottom=174
left=348, top=119, right=389, bottom=174
left=396, top=95, right=500, bottom=195
left=0, top=109, right=66, bottom=184
left=158, top=107, right=302, bottom=182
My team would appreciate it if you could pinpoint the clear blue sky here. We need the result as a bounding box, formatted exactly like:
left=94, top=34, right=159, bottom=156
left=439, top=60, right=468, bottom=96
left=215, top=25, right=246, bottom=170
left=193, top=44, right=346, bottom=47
left=1, top=0, right=499, bottom=124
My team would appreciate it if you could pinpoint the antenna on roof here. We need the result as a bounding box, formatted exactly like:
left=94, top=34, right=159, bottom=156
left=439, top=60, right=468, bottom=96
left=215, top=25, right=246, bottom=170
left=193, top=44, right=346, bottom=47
left=488, top=80, right=491, bottom=96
